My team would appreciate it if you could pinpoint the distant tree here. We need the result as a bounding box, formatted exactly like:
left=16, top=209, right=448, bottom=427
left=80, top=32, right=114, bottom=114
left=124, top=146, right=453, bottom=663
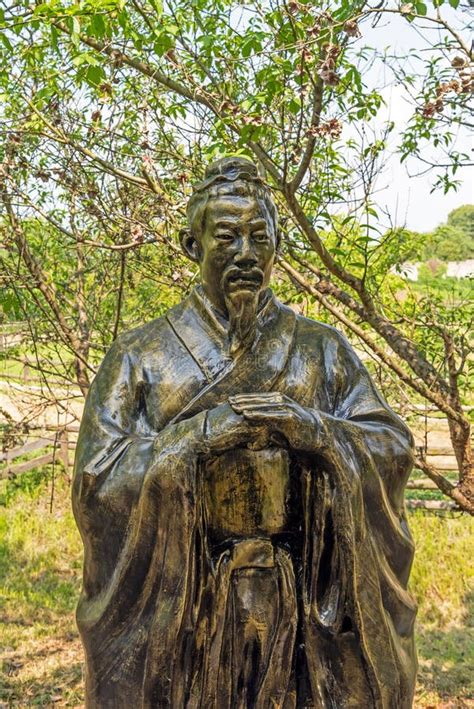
left=383, top=227, right=426, bottom=265
left=422, top=206, right=474, bottom=261
left=423, top=224, right=471, bottom=261
left=447, top=204, right=474, bottom=242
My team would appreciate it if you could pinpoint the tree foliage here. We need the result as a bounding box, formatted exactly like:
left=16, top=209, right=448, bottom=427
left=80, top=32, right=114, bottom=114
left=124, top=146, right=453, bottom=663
left=390, top=205, right=474, bottom=263
left=0, top=0, right=472, bottom=510
left=425, top=223, right=473, bottom=261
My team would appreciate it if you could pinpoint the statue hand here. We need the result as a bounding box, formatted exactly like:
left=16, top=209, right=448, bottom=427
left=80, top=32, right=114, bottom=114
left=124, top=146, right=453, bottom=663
left=205, top=402, right=271, bottom=455
left=229, top=392, right=326, bottom=454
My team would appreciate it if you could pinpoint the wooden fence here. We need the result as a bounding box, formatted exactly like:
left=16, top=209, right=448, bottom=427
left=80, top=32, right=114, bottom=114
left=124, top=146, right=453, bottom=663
left=0, top=428, right=77, bottom=481
left=1, top=349, right=469, bottom=511
left=405, top=446, right=458, bottom=511
left=0, top=359, right=74, bottom=386
left=404, top=411, right=461, bottom=511
left=0, top=322, right=28, bottom=351
left=0, top=425, right=462, bottom=511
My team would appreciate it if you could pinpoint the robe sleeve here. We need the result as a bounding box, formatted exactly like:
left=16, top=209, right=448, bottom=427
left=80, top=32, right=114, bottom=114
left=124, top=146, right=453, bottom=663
left=302, top=333, right=418, bottom=709
left=72, top=334, right=208, bottom=707
left=322, top=333, right=415, bottom=514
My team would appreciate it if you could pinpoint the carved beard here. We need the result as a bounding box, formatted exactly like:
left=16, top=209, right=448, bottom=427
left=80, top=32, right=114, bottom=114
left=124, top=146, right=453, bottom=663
left=224, top=289, right=259, bottom=356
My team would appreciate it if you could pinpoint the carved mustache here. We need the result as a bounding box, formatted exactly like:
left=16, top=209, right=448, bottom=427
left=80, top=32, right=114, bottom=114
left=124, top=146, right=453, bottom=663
left=223, top=267, right=264, bottom=287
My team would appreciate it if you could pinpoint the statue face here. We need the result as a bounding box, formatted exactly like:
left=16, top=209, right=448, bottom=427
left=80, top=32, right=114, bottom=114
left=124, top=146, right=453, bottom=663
left=197, top=194, right=277, bottom=314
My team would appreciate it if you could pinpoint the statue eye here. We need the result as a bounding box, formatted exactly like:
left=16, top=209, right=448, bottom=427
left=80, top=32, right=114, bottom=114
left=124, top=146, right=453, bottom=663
left=215, top=231, right=235, bottom=242
left=253, top=231, right=268, bottom=242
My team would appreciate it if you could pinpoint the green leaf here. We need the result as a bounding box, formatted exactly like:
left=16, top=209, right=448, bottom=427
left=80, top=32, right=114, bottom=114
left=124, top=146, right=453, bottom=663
left=242, top=40, right=253, bottom=58
left=154, top=33, right=174, bottom=56
left=91, top=14, right=106, bottom=39
left=68, top=15, right=81, bottom=47
left=84, top=65, right=106, bottom=87
left=341, top=215, right=355, bottom=226
left=34, top=2, right=56, bottom=15
left=414, top=2, right=427, bottom=14
left=50, top=24, right=59, bottom=53
left=330, top=247, right=346, bottom=256
left=241, top=33, right=263, bottom=59
left=0, top=33, right=12, bottom=52
left=288, top=97, right=300, bottom=115
left=72, top=52, right=100, bottom=67
left=149, top=0, right=163, bottom=17
left=72, top=16, right=80, bottom=36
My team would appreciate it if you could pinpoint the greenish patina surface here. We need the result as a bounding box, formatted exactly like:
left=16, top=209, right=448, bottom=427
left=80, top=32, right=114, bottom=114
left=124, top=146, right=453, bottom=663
left=73, top=158, right=417, bottom=708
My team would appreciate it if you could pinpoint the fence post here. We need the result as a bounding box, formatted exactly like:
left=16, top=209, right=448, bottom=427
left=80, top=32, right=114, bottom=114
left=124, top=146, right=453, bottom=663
left=59, top=430, right=70, bottom=477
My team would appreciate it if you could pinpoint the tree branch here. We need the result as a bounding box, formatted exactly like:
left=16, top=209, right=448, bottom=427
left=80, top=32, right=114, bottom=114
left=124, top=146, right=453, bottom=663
left=414, top=457, right=474, bottom=516
left=290, top=78, right=324, bottom=193
left=278, top=257, right=468, bottom=427
left=360, top=8, right=472, bottom=59
left=281, top=199, right=453, bottom=397
left=1, top=190, right=94, bottom=392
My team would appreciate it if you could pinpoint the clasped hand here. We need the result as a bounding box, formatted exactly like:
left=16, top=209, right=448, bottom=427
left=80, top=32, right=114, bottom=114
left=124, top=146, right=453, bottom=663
left=205, top=392, right=325, bottom=454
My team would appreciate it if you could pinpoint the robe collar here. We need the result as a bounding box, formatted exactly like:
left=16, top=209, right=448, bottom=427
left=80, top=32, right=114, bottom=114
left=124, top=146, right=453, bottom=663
left=166, top=286, right=296, bottom=424
left=167, top=286, right=277, bottom=382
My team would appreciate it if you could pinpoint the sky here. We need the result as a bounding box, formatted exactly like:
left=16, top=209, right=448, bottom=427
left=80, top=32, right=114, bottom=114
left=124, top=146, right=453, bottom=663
left=358, top=7, right=473, bottom=232
left=374, top=82, right=473, bottom=232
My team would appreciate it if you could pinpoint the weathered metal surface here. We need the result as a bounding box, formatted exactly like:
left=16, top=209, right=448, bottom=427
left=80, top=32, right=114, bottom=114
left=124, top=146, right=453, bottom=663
left=73, top=158, right=417, bottom=708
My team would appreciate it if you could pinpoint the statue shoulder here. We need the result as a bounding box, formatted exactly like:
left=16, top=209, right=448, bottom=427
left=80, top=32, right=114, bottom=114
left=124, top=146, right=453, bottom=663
left=96, top=302, right=183, bottom=375
left=292, top=311, right=356, bottom=358
left=109, top=314, right=171, bottom=357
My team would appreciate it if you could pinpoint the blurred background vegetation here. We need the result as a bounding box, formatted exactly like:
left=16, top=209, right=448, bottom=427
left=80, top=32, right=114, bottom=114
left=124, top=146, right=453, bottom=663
left=0, top=0, right=472, bottom=704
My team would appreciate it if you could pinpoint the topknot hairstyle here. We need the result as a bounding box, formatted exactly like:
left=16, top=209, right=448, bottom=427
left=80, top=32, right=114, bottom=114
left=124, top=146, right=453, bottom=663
left=186, top=157, right=278, bottom=240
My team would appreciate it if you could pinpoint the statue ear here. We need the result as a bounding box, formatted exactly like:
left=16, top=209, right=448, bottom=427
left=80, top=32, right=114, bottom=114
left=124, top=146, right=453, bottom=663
left=180, top=228, right=201, bottom=263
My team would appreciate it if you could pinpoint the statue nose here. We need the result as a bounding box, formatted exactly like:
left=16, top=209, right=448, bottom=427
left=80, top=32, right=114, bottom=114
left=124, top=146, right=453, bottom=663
left=234, top=236, right=257, bottom=265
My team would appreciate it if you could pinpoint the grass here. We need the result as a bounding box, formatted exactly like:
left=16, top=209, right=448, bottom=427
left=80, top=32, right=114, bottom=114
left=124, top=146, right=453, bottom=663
left=0, top=471, right=473, bottom=707
left=409, top=512, right=474, bottom=707
left=0, top=470, right=83, bottom=707
left=0, top=343, right=77, bottom=385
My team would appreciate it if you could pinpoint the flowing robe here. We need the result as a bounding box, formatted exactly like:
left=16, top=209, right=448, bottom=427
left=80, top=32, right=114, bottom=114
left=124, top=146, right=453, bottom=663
left=73, top=287, right=417, bottom=708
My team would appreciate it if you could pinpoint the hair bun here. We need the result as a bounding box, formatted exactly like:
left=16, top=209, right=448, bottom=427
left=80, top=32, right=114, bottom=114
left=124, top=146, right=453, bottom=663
left=204, top=156, right=259, bottom=180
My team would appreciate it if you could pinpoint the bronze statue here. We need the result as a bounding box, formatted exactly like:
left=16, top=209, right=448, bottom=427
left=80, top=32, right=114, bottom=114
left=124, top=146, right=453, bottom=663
left=73, top=157, right=417, bottom=708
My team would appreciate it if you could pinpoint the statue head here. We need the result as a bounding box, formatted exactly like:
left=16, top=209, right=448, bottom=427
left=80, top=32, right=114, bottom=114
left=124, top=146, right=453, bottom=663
left=182, top=157, right=279, bottom=313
